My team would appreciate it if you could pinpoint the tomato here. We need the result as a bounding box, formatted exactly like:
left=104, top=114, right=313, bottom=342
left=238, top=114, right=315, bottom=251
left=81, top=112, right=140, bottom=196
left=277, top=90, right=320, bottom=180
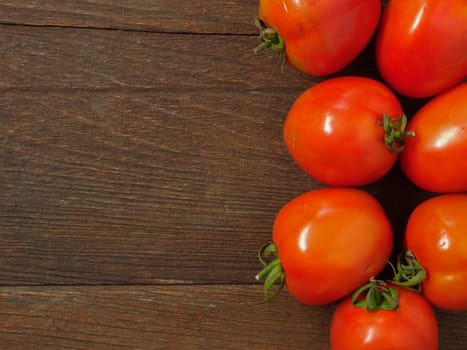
left=404, top=194, right=467, bottom=311
left=256, top=0, right=381, bottom=76
left=375, top=0, right=467, bottom=98
left=330, top=283, right=439, bottom=350
left=256, top=187, right=393, bottom=305
left=400, top=83, right=467, bottom=193
left=283, top=76, right=408, bottom=186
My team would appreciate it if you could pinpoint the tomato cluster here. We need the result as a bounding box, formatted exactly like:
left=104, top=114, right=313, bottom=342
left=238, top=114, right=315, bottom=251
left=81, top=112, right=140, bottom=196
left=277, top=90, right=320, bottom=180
left=252, top=0, right=466, bottom=349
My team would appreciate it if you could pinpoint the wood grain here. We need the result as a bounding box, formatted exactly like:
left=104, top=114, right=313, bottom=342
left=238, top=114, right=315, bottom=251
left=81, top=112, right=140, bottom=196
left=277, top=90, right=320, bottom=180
left=0, top=285, right=331, bottom=349
left=0, top=87, right=317, bottom=285
left=0, top=0, right=258, bottom=34
left=0, top=24, right=313, bottom=285
left=0, top=25, right=317, bottom=91
left=0, top=285, right=465, bottom=349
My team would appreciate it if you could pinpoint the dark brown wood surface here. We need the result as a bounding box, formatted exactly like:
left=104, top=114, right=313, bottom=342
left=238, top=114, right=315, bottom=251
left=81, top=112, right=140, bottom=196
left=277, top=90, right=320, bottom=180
left=0, top=1, right=465, bottom=349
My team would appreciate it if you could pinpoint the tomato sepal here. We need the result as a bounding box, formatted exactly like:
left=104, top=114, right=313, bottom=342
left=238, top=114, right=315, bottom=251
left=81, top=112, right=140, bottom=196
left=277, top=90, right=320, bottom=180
left=254, top=242, right=285, bottom=303
left=380, top=114, right=415, bottom=153
left=352, top=278, right=399, bottom=312
left=390, top=249, right=426, bottom=292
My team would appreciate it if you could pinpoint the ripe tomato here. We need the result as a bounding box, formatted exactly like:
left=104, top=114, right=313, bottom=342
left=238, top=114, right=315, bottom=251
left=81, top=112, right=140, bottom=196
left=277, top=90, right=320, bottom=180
left=330, top=283, right=438, bottom=350
left=256, top=0, right=381, bottom=76
left=405, top=194, right=467, bottom=311
left=256, top=187, right=393, bottom=305
left=283, top=76, right=407, bottom=186
left=375, top=0, right=467, bottom=98
left=400, top=83, right=467, bottom=193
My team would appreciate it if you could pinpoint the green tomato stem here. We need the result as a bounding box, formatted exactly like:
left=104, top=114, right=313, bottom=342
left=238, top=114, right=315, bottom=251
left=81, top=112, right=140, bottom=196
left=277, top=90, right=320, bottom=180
left=380, top=114, right=415, bottom=153
left=352, top=278, right=399, bottom=311
left=390, top=250, right=426, bottom=292
left=254, top=242, right=285, bottom=303
left=254, top=19, right=285, bottom=55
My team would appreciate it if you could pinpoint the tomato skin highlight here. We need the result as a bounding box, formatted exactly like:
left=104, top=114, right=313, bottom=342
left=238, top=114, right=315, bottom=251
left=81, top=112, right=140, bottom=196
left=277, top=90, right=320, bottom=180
left=405, top=194, right=467, bottom=311
left=272, top=187, right=393, bottom=305
left=400, top=83, right=467, bottom=193
left=284, top=76, right=404, bottom=186
left=376, top=0, right=467, bottom=98
left=330, top=285, right=439, bottom=350
left=257, top=0, right=381, bottom=76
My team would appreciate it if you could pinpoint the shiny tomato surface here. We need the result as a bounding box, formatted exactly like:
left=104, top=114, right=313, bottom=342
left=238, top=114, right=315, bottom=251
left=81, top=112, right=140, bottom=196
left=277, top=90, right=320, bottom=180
left=330, top=285, right=438, bottom=350
left=376, top=0, right=467, bottom=98
left=258, top=0, right=381, bottom=76
left=400, top=83, right=467, bottom=193
left=273, top=188, right=393, bottom=305
left=284, top=76, right=404, bottom=186
left=405, top=194, right=467, bottom=311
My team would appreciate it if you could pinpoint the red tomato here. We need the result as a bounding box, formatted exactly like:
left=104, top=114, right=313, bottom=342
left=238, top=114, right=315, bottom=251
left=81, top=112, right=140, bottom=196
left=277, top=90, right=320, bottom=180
left=330, top=284, right=439, bottom=350
left=400, top=83, right=467, bottom=193
left=256, top=0, right=381, bottom=76
left=257, top=188, right=393, bottom=305
left=405, top=194, right=467, bottom=311
left=376, top=0, right=467, bottom=98
left=283, top=76, right=406, bottom=186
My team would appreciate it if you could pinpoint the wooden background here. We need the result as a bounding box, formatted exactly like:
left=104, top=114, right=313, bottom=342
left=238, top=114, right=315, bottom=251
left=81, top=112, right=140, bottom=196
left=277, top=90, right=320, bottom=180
left=0, top=1, right=465, bottom=349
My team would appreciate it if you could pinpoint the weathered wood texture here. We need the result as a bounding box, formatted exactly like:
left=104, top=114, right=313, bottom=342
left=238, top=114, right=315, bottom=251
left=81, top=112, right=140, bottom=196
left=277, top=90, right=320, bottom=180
left=0, top=285, right=464, bottom=349
left=0, top=1, right=466, bottom=349
left=0, top=24, right=315, bottom=285
left=0, top=0, right=258, bottom=34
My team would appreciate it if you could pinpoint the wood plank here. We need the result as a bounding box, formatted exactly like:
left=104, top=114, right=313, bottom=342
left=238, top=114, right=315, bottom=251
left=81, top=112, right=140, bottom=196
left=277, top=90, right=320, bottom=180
left=0, top=285, right=332, bottom=349
left=0, top=88, right=316, bottom=285
left=1, top=285, right=465, bottom=349
left=0, top=24, right=381, bottom=91
left=0, top=0, right=259, bottom=34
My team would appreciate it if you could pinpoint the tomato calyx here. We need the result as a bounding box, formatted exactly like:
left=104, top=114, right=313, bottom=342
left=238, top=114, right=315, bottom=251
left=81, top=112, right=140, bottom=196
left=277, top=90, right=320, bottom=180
left=380, top=114, right=415, bottom=153
left=352, top=278, right=399, bottom=311
left=255, top=242, right=285, bottom=303
left=390, top=249, right=426, bottom=292
left=254, top=19, right=285, bottom=57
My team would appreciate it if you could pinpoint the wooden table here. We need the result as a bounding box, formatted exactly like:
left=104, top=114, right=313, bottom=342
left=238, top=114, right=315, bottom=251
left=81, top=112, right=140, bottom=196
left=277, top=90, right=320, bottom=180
left=1, top=1, right=465, bottom=349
